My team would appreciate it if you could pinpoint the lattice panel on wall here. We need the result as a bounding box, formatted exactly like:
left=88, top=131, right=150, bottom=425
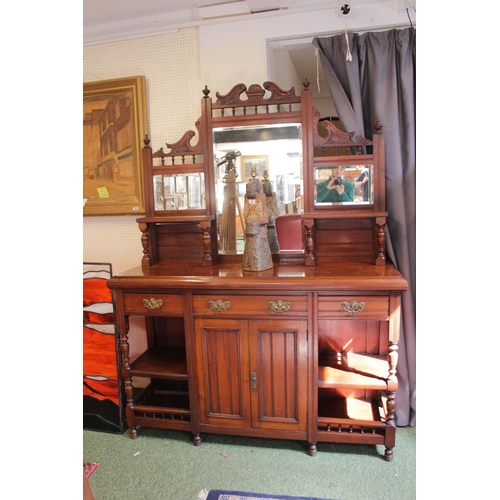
left=83, top=28, right=202, bottom=386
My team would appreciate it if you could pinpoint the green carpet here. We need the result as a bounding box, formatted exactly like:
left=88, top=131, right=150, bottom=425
left=199, top=490, right=336, bottom=499
left=83, top=426, right=416, bottom=500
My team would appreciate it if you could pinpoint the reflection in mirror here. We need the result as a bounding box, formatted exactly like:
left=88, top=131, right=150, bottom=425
left=153, top=173, right=205, bottom=210
left=314, top=165, right=373, bottom=205
left=213, top=124, right=303, bottom=255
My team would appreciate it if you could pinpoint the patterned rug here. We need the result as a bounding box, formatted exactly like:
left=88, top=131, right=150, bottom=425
left=198, top=490, right=335, bottom=500
left=83, top=462, right=100, bottom=479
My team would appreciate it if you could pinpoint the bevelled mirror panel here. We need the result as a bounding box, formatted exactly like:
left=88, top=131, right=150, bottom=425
left=213, top=124, right=303, bottom=255
left=314, top=165, right=373, bottom=206
left=153, top=173, right=206, bottom=211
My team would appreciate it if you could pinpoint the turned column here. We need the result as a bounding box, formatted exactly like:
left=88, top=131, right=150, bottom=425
left=304, top=218, right=315, bottom=266
left=116, top=314, right=137, bottom=438
left=139, top=222, right=151, bottom=266
left=384, top=340, right=399, bottom=461
left=375, top=216, right=386, bottom=265
left=200, top=221, right=213, bottom=266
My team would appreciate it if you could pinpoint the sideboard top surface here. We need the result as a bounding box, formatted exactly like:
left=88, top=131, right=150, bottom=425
left=108, top=262, right=408, bottom=293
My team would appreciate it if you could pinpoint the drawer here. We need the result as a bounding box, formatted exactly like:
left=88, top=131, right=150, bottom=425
left=318, top=296, right=389, bottom=319
left=193, top=294, right=308, bottom=316
left=122, top=293, right=184, bottom=315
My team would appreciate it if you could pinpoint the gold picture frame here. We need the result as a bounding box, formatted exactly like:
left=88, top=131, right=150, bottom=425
left=83, top=76, right=148, bottom=216
left=240, top=155, right=269, bottom=182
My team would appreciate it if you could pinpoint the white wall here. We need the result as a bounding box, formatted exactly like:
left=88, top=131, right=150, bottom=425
left=200, top=39, right=268, bottom=97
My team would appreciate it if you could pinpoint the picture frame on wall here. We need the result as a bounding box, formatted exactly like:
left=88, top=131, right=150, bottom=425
left=83, top=76, right=148, bottom=216
left=240, top=155, right=268, bottom=182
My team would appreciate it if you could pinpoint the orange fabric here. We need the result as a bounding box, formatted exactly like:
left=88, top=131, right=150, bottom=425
left=83, top=278, right=112, bottom=306
left=83, top=326, right=119, bottom=404
left=83, top=378, right=119, bottom=403
left=83, top=326, right=118, bottom=379
left=83, top=311, right=114, bottom=325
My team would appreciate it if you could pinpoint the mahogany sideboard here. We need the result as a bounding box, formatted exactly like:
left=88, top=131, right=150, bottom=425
left=108, top=260, right=406, bottom=460
left=106, top=80, right=408, bottom=460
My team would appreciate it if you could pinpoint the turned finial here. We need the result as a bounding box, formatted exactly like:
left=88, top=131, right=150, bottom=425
left=374, top=120, right=383, bottom=134
left=303, top=78, right=310, bottom=89
left=202, top=85, right=210, bottom=98
left=143, top=134, right=151, bottom=148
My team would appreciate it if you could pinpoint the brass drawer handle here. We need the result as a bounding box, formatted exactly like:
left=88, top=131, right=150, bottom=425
left=209, top=299, right=230, bottom=312
left=143, top=298, right=163, bottom=310
left=342, top=300, right=365, bottom=314
left=269, top=300, right=291, bottom=313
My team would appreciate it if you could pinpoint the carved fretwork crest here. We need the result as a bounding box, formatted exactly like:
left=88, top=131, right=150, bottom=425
left=245, top=84, right=266, bottom=103
left=151, top=118, right=204, bottom=160
left=166, top=130, right=199, bottom=154
left=215, top=82, right=300, bottom=107
left=312, top=109, right=373, bottom=149
left=215, top=83, right=248, bottom=105
left=262, top=81, right=297, bottom=102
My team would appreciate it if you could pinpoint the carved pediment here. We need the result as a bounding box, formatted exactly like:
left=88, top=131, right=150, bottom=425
left=312, top=109, right=373, bottom=149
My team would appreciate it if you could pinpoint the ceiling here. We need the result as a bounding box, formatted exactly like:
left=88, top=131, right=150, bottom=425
left=84, top=1, right=350, bottom=28
left=83, top=0, right=349, bottom=95
left=83, top=1, right=412, bottom=101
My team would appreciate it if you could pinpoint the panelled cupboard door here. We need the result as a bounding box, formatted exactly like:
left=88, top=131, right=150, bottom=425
left=194, top=317, right=308, bottom=432
left=194, top=318, right=251, bottom=427
left=249, top=319, right=308, bottom=432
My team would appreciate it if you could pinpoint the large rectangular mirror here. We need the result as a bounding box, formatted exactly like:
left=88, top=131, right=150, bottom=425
left=213, top=123, right=303, bottom=254
left=314, top=165, right=373, bottom=205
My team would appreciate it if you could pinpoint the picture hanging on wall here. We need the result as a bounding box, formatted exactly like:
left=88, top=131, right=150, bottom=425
left=240, top=155, right=268, bottom=182
left=83, top=76, right=148, bottom=216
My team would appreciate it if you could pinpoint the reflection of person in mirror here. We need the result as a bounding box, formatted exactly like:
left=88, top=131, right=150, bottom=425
left=355, top=168, right=369, bottom=202
left=316, top=167, right=354, bottom=202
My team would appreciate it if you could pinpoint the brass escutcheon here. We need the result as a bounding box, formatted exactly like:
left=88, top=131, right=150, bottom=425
left=209, top=299, right=230, bottom=312
left=269, top=300, right=291, bottom=313
left=143, top=298, right=163, bottom=310
left=342, top=300, right=365, bottom=314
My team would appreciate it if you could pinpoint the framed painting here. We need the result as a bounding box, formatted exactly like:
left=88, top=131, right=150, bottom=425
left=83, top=76, right=148, bottom=216
left=240, top=155, right=268, bottom=181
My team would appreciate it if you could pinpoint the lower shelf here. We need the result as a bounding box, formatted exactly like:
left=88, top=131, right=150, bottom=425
left=131, top=383, right=191, bottom=431
left=318, top=394, right=386, bottom=424
left=317, top=396, right=387, bottom=444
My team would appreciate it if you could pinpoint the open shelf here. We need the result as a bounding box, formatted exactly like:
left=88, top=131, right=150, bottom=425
left=317, top=395, right=386, bottom=424
left=318, top=351, right=388, bottom=390
left=316, top=394, right=387, bottom=444
left=132, top=382, right=191, bottom=428
left=130, top=347, right=188, bottom=379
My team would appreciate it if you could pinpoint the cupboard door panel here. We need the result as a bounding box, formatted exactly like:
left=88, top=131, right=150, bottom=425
left=250, top=320, right=308, bottom=431
left=195, top=319, right=251, bottom=427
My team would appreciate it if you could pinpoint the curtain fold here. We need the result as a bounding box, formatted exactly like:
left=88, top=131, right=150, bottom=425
left=313, top=28, right=416, bottom=427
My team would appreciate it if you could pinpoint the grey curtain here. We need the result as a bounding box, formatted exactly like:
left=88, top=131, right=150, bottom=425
left=313, top=28, right=416, bottom=427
